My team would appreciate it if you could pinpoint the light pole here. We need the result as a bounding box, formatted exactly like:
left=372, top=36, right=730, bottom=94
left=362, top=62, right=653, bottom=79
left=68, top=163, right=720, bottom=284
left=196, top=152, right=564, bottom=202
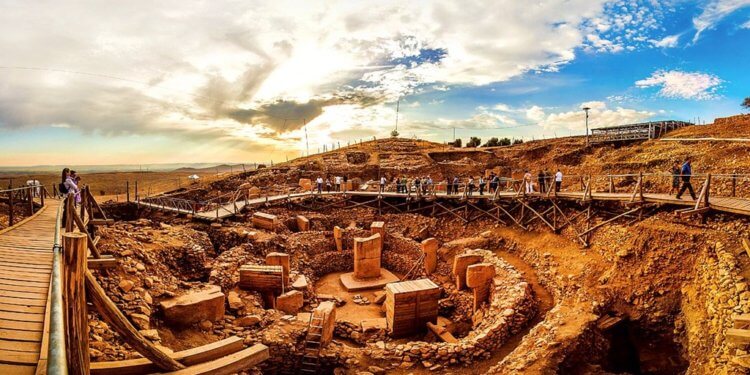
left=582, top=106, right=591, bottom=146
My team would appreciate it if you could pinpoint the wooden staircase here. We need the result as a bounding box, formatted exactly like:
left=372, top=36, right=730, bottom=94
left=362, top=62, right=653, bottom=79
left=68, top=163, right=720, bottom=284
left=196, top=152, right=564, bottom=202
left=298, top=313, right=327, bottom=374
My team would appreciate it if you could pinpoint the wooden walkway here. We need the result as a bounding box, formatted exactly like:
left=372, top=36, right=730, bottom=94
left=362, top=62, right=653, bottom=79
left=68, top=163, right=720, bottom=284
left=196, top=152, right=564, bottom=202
left=0, top=200, right=58, bottom=374
left=138, top=189, right=750, bottom=221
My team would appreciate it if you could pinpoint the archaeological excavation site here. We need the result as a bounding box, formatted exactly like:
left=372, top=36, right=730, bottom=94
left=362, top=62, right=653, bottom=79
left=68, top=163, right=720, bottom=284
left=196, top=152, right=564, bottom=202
left=5, top=115, right=750, bottom=375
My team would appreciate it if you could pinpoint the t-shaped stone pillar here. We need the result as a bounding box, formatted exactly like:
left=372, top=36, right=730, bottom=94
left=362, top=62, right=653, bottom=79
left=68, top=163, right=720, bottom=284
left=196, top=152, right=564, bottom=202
left=266, top=252, right=290, bottom=287
left=354, top=233, right=382, bottom=279
left=333, top=226, right=343, bottom=252
left=452, top=253, right=483, bottom=290
left=421, top=238, right=438, bottom=275
left=466, top=263, right=495, bottom=312
left=370, top=221, right=385, bottom=252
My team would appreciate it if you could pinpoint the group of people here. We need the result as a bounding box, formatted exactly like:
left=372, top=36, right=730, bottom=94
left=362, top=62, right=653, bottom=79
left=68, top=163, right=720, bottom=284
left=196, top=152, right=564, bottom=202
left=522, top=169, right=564, bottom=194
left=670, top=157, right=697, bottom=200
left=392, top=176, right=434, bottom=194
left=314, top=175, right=349, bottom=194
left=59, top=167, right=82, bottom=203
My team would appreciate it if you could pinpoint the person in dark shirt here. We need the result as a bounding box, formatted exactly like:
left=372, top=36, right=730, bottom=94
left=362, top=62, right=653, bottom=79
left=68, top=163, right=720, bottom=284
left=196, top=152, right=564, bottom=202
left=669, top=160, right=680, bottom=196
left=537, top=170, right=546, bottom=193
left=676, top=157, right=697, bottom=200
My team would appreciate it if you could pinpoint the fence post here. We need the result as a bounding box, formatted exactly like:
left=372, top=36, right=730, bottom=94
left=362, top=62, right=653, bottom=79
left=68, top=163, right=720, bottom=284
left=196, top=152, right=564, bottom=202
left=28, top=187, right=34, bottom=215
left=126, top=181, right=130, bottom=202
left=8, top=187, right=14, bottom=226
left=135, top=181, right=139, bottom=202
left=41, top=185, right=45, bottom=207
left=63, top=232, right=89, bottom=375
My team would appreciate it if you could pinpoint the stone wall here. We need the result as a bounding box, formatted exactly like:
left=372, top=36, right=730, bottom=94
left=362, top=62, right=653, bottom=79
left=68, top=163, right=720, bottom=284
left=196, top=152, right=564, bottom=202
left=365, top=249, right=537, bottom=370
left=680, top=242, right=750, bottom=375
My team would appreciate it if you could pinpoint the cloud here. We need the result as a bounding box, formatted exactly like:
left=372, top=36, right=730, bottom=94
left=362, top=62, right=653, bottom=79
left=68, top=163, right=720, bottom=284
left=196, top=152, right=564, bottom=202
left=0, top=0, right=684, bottom=158
left=530, top=101, right=654, bottom=131
left=635, top=70, right=723, bottom=100
left=692, top=0, right=750, bottom=42
left=651, top=34, right=681, bottom=48
left=743, top=18, right=750, bottom=28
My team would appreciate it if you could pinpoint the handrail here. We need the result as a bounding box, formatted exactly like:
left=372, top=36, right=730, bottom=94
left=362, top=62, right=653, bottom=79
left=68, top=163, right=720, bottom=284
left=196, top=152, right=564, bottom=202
left=47, top=197, right=68, bottom=374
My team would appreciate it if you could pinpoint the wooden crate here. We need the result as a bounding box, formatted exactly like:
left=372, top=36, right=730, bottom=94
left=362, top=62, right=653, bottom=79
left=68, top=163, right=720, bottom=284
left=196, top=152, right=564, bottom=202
left=385, top=279, right=440, bottom=337
left=239, top=265, right=284, bottom=293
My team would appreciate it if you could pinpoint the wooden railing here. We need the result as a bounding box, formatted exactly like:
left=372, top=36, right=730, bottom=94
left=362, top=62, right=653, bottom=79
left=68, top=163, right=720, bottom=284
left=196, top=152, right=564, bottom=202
left=0, top=184, right=49, bottom=228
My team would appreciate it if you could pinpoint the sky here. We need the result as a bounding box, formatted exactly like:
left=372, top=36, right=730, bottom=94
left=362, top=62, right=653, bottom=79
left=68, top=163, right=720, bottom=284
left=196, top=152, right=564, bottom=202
left=1, top=0, right=749, bottom=166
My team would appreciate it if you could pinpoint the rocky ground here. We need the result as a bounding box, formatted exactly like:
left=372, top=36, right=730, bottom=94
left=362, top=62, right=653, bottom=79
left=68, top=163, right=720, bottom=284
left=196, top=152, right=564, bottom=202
left=89, top=114, right=750, bottom=374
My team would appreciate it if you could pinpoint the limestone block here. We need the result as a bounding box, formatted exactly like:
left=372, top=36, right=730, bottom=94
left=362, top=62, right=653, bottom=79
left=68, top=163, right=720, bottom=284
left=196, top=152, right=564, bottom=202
left=370, top=221, right=385, bottom=251
left=296, top=215, right=310, bottom=231
left=385, top=279, right=440, bottom=337
left=276, top=290, right=304, bottom=314
left=452, top=254, right=483, bottom=290
left=238, top=264, right=284, bottom=293
left=467, top=263, right=495, bottom=312
left=421, top=238, right=439, bottom=275
left=354, top=233, right=382, bottom=279
left=299, top=178, right=312, bottom=191
left=266, top=252, right=290, bottom=286
left=466, top=263, right=495, bottom=288
left=334, top=226, right=343, bottom=252
left=160, top=285, right=225, bottom=326
left=252, top=212, right=279, bottom=231
left=312, top=301, right=336, bottom=347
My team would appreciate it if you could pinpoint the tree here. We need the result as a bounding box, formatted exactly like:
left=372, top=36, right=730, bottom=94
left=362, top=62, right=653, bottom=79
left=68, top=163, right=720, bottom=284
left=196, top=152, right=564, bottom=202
left=499, top=137, right=511, bottom=146
left=391, top=129, right=400, bottom=137
left=482, top=137, right=500, bottom=147
left=512, top=138, right=524, bottom=145
left=466, top=136, right=482, bottom=147
left=449, top=138, right=462, bottom=147
left=743, top=97, right=750, bottom=109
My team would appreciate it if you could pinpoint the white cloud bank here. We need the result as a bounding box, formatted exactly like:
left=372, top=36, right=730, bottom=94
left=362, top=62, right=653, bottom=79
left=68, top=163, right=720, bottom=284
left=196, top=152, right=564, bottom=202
left=635, top=70, right=723, bottom=100
left=693, top=0, right=750, bottom=42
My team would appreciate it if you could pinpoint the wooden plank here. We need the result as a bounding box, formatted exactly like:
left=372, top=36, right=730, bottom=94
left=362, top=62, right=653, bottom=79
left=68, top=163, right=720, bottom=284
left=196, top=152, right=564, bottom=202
left=91, top=336, right=245, bottom=375
left=0, top=302, right=45, bottom=314
left=154, top=344, right=269, bottom=375
left=0, top=318, right=43, bottom=332
left=0, top=310, right=45, bottom=322
left=0, top=265, right=51, bottom=275
left=88, top=256, right=117, bottom=270
left=0, top=348, right=38, bottom=365
left=0, top=339, right=41, bottom=353
left=0, top=296, right=47, bottom=308
left=727, top=328, right=750, bottom=343
left=0, top=328, right=42, bottom=342
left=0, top=363, right=36, bottom=374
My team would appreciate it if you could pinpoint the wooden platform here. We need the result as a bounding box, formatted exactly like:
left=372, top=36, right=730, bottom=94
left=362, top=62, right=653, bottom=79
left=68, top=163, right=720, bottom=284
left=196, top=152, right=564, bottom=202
left=138, top=188, right=750, bottom=222
left=0, top=200, right=59, bottom=374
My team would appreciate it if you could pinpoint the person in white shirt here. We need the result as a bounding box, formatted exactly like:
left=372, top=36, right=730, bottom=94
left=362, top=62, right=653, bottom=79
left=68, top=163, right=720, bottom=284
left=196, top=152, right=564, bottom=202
left=334, top=176, right=341, bottom=192
left=523, top=170, right=534, bottom=193
left=555, top=169, right=563, bottom=192
left=379, top=176, right=386, bottom=193
left=315, top=176, right=323, bottom=194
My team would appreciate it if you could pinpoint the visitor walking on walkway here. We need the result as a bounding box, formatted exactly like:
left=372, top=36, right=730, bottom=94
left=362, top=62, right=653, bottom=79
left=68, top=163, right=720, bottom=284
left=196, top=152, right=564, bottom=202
left=491, top=173, right=499, bottom=194
left=316, top=176, right=323, bottom=194
left=537, top=170, right=547, bottom=193
left=467, top=176, right=475, bottom=196
left=453, top=176, right=460, bottom=195
left=334, top=175, right=342, bottom=192
left=478, top=176, right=486, bottom=195
left=524, top=170, right=534, bottom=194
left=446, top=177, right=452, bottom=195
left=379, top=176, right=386, bottom=193
left=343, top=175, right=348, bottom=192
left=676, top=157, right=697, bottom=200
left=669, top=161, right=680, bottom=196
left=555, top=169, right=563, bottom=193
left=325, top=177, right=332, bottom=193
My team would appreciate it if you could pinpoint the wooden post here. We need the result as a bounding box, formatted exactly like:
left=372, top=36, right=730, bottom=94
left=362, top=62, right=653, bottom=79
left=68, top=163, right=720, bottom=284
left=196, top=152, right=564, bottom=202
left=85, top=271, right=185, bottom=371
left=126, top=181, right=130, bottom=202
left=27, top=187, right=34, bottom=215
left=80, top=186, right=86, bottom=222
left=8, top=186, right=14, bottom=226
left=638, top=172, right=644, bottom=202
left=40, top=185, right=45, bottom=207
left=135, top=180, right=139, bottom=201
left=63, top=232, right=89, bottom=375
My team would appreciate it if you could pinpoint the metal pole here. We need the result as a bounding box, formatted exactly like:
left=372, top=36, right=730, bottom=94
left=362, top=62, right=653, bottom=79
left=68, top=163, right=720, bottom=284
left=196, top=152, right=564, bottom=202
left=47, top=201, right=68, bottom=375
left=583, top=107, right=591, bottom=146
